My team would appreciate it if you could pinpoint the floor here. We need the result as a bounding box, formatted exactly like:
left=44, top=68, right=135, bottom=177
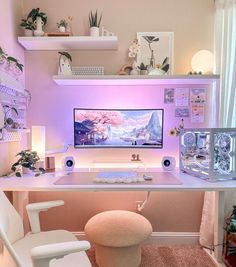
left=86, top=244, right=218, bottom=267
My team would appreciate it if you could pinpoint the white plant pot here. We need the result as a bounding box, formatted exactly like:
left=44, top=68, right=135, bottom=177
left=90, top=27, right=99, bottom=37
left=22, top=167, right=33, bottom=175
left=148, top=68, right=166, bottom=75
left=140, top=70, right=148, bottom=75
left=59, top=26, right=66, bottom=32
left=24, top=29, right=33, bottom=36
left=34, top=16, right=45, bottom=36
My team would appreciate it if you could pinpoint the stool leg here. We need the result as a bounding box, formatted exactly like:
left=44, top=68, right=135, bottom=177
left=95, top=244, right=141, bottom=267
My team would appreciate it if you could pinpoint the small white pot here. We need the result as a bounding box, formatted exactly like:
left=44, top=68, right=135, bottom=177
left=24, top=29, right=33, bottom=36
left=22, top=167, right=33, bottom=175
left=148, top=68, right=166, bottom=75
left=140, top=70, right=148, bottom=75
left=90, top=27, right=99, bottom=37
left=59, top=26, right=66, bottom=32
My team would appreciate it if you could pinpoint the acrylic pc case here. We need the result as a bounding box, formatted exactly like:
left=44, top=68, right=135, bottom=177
left=179, top=128, right=236, bottom=181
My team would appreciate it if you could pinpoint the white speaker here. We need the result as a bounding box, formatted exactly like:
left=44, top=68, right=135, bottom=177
left=62, top=156, right=75, bottom=171
left=162, top=156, right=176, bottom=171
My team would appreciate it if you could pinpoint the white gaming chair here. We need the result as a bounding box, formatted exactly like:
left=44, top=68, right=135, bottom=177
left=0, top=191, right=92, bottom=267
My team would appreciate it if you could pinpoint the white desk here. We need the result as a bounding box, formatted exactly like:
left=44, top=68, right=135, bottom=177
left=0, top=168, right=235, bottom=192
left=0, top=168, right=235, bottom=264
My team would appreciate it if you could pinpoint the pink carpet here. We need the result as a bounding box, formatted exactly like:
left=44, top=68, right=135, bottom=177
left=86, top=245, right=217, bottom=267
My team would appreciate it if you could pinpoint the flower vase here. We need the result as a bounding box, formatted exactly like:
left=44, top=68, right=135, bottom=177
left=90, top=27, right=99, bottom=37
left=34, top=16, right=44, bottom=36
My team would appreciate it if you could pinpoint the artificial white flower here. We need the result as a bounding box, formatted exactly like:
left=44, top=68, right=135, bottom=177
left=128, top=51, right=136, bottom=58
left=128, top=39, right=140, bottom=58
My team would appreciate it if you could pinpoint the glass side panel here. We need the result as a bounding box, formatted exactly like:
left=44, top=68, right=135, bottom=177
left=180, top=131, right=211, bottom=175
left=214, top=132, right=236, bottom=175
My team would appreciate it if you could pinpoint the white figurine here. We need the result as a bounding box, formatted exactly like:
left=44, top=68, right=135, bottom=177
left=58, top=52, right=72, bottom=75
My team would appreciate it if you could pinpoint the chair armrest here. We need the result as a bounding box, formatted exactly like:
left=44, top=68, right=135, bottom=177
left=26, top=200, right=64, bottom=234
left=31, top=241, right=90, bottom=267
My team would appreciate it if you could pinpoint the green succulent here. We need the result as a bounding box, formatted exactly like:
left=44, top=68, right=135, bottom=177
left=138, top=62, right=148, bottom=70
left=89, top=10, right=102, bottom=27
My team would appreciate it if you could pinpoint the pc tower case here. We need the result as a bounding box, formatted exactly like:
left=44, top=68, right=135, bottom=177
left=180, top=128, right=236, bottom=181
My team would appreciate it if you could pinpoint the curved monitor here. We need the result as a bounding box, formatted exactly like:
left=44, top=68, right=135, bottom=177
left=74, top=108, right=164, bottom=148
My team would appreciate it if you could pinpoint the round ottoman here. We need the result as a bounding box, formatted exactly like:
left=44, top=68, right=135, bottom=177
left=84, top=210, right=152, bottom=267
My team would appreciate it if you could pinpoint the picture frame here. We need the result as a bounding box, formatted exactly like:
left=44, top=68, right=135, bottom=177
left=137, top=32, right=174, bottom=74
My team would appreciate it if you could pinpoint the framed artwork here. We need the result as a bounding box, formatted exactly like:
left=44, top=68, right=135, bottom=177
left=137, top=32, right=174, bottom=74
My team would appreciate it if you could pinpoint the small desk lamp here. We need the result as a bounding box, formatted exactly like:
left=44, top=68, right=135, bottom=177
left=31, top=126, right=46, bottom=168
left=191, top=50, right=214, bottom=74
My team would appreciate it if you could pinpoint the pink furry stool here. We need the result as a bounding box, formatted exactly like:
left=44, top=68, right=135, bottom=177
left=85, top=210, right=152, bottom=267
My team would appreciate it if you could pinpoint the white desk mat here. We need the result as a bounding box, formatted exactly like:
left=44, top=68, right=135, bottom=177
left=54, top=172, right=182, bottom=185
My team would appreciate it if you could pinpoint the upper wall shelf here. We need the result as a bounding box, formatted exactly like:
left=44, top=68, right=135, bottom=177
left=18, top=36, right=118, bottom=51
left=52, top=74, right=220, bottom=86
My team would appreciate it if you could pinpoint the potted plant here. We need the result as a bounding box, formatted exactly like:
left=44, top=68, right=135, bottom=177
left=57, top=19, right=68, bottom=33
left=27, top=8, right=47, bottom=36
left=225, top=205, right=236, bottom=242
left=138, top=62, right=148, bottom=75
left=11, top=150, right=45, bottom=177
left=0, top=47, right=7, bottom=70
left=19, top=18, right=35, bottom=36
left=89, top=10, right=102, bottom=37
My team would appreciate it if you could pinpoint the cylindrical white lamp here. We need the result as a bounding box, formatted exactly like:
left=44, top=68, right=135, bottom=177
left=31, top=126, right=46, bottom=162
left=191, top=50, right=214, bottom=74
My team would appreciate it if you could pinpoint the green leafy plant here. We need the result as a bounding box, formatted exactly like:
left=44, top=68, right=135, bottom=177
left=27, top=8, right=47, bottom=25
left=19, top=18, right=35, bottom=30
left=89, top=10, right=102, bottom=27
left=0, top=46, right=24, bottom=72
left=57, top=19, right=68, bottom=28
left=138, top=62, right=148, bottom=70
left=11, top=150, right=45, bottom=177
left=0, top=47, right=7, bottom=60
left=7, top=56, right=24, bottom=72
left=225, top=205, right=236, bottom=233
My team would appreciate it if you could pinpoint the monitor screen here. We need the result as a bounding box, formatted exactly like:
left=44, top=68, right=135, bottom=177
left=74, top=108, right=164, bottom=148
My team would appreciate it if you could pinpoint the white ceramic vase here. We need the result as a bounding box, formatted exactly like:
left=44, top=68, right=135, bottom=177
left=34, top=16, right=44, bottom=36
left=90, top=27, right=99, bottom=37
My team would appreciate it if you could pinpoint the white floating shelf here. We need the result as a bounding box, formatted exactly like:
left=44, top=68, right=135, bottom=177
left=18, top=36, right=118, bottom=51
left=52, top=74, right=220, bottom=86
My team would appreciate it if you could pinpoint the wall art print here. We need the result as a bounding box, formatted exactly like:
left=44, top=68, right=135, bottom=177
left=137, top=32, right=174, bottom=74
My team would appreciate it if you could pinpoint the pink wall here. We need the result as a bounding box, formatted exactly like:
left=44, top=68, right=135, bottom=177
left=22, top=0, right=215, bottom=232
left=0, top=0, right=25, bottom=176
left=0, top=1, right=25, bottom=266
